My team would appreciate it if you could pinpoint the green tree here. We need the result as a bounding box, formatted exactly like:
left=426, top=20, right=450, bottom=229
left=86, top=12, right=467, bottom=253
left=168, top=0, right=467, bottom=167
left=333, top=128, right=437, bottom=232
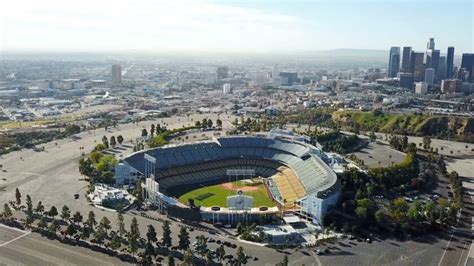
left=117, top=212, right=126, bottom=237
left=183, top=248, right=194, bottom=266
left=25, top=194, right=33, bottom=214
left=2, top=203, right=13, bottom=221
left=49, top=219, right=60, bottom=234
left=48, top=206, right=58, bottom=218
left=375, top=210, right=385, bottom=225
left=216, top=118, right=223, bottom=128
left=102, top=136, right=109, bottom=149
left=130, top=217, right=140, bottom=238
left=178, top=226, right=190, bottom=250
left=145, top=241, right=156, bottom=258
left=35, top=201, right=45, bottom=215
left=168, top=255, right=175, bottom=266
left=146, top=224, right=157, bottom=243
left=207, top=119, right=213, bottom=128
left=151, top=124, right=155, bottom=136
left=423, top=136, right=431, bottom=150
left=61, top=205, right=71, bottom=222
left=142, top=128, right=148, bottom=137
left=65, top=223, right=77, bottom=238
left=195, top=235, right=208, bottom=258
left=206, top=251, right=214, bottom=265
left=162, top=220, right=172, bottom=246
left=109, top=136, right=116, bottom=147
left=108, top=233, right=121, bottom=250
left=236, top=246, right=247, bottom=265
left=117, top=135, right=124, bottom=145
left=86, top=211, right=97, bottom=230
left=128, top=232, right=139, bottom=256
left=99, top=216, right=111, bottom=234
left=37, top=216, right=48, bottom=230
left=216, top=244, right=225, bottom=262
left=72, top=211, right=83, bottom=225
left=15, top=188, right=21, bottom=207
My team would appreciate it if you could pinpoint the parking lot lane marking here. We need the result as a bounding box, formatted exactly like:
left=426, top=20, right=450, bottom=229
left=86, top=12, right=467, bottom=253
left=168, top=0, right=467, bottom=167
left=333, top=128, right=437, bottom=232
left=438, top=231, right=455, bottom=266
left=26, top=236, right=115, bottom=265
left=0, top=231, right=30, bottom=247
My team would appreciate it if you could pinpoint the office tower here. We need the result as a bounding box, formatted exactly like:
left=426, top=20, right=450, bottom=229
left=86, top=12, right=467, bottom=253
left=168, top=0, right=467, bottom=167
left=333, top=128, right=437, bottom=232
left=279, top=72, right=298, bottom=86
left=427, top=37, right=435, bottom=50
left=111, top=64, right=122, bottom=84
left=424, top=68, right=435, bottom=84
left=446, top=47, right=455, bottom=78
left=437, top=56, right=447, bottom=81
left=415, top=82, right=428, bottom=94
left=398, top=73, right=414, bottom=88
left=388, top=47, right=400, bottom=78
left=426, top=49, right=440, bottom=74
left=410, top=52, right=425, bottom=81
left=441, top=79, right=462, bottom=94
left=461, top=53, right=474, bottom=82
left=401, top=47, right=412, bottom=72
left=216, top=66, right=229, bottom=80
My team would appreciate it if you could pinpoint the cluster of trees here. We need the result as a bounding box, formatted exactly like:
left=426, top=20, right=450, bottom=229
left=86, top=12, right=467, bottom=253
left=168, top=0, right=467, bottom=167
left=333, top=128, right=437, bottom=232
left=236, top=223, right=266, bottom=243
left=368, top=153, right=419, bottom=190
left=318, top=133, right=361, bottom=154
left=388, top=134, right=418, bottom=154
left=195, top=118, right=222, bottom=129
left=1, top=124, right=83, bottom=155
left=0, top=189, right=197, bottom=265
left=230, top=117, right=271, bottom=133
left=378, top=197, right=459, bottom=232
left=446, top=171, right=463, bottom=213
left=98, top=135, right=124, bottom=150
left=148, top=126, right=198, bottom=148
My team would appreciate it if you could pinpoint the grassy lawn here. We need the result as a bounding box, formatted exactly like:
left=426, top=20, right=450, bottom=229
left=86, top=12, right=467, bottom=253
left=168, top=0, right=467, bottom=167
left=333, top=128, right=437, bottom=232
left=178, top=180, right=276, bottom=207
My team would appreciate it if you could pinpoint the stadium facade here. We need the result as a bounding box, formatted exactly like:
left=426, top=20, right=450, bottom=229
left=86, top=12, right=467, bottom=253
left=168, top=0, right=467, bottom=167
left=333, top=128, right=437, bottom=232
left=115, top=134, right=340, bottom=224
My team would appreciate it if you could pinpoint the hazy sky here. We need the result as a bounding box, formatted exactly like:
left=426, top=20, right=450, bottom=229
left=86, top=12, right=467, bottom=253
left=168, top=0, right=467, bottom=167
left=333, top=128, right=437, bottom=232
left=0, top=0, right=472, bottom=54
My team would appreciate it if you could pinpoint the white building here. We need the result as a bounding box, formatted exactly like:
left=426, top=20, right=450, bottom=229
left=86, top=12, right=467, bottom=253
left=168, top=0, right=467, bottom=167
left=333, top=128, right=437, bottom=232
left=415, top=82, right=428, bottom=95
left=223, top=83, right=231, bottom=94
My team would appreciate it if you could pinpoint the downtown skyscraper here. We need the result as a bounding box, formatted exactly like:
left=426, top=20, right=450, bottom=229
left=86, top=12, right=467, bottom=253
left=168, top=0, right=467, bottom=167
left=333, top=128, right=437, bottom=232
left=401, top=47, right=412, bottom=72
left=446, top=47, right=455, bottom=78
left=388, top=47, right=400, bottom=78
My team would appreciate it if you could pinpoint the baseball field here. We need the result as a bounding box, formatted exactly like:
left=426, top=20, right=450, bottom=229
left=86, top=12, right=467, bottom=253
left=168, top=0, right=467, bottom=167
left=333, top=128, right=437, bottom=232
left=177, top=180, right=276, bottom=207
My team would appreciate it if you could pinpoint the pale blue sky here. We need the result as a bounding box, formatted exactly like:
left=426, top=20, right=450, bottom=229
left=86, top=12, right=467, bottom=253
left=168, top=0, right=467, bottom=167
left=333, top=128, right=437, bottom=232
left=0, top=0, right=472, bottom=53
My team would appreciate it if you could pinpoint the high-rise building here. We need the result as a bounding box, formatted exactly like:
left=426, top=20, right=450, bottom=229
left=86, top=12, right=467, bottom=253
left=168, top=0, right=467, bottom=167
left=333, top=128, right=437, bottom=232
left=415, top=82, right=428, bottom=94
left=111, top=64, right=122, bottom=84
left=441, top=79, right=462, bottom=94
left=216, top=66, right=229, bottom=80
left=388, top=47, right=400, bottom=78
left=426, top=49, right=440, bottom=75
left=446, top=47, right=455, bottom=78
left=279, top=72, right=298, bottom=86
left=401, top=47, right=412, bottom=72
left=427, top=37, right=435, bottom=50
left=461, top=53, right=474, bottom=83
left=438, top=56, right=447, bottom=81
left=410, top=52, right=425, bottom=81
left=424, top=68, right=435, bottom=84
left=398, top=73, right=414, bottom=88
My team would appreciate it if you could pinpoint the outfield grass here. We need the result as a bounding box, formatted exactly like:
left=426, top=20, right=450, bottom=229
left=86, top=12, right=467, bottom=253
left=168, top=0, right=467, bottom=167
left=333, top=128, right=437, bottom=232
left=178, top=180, right=276, bottom=207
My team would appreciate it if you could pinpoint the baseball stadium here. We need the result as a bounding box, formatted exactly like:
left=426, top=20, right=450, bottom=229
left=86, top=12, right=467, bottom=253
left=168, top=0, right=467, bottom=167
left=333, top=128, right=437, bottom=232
left=115, top=132, right=340, bottom=225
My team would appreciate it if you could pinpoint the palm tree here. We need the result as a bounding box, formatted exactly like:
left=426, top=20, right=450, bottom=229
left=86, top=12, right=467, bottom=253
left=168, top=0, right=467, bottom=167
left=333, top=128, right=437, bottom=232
left=49, top=219, right=60, bottom=235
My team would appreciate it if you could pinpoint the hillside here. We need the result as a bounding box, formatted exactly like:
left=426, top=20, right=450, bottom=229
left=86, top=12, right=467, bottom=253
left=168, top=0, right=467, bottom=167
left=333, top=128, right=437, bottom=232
left=331, top=111, right=474, bottom=142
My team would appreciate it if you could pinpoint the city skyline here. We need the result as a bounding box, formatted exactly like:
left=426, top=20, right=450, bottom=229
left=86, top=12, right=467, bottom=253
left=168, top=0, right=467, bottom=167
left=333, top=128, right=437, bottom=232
left=0, top=0, right=472, bottom=53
